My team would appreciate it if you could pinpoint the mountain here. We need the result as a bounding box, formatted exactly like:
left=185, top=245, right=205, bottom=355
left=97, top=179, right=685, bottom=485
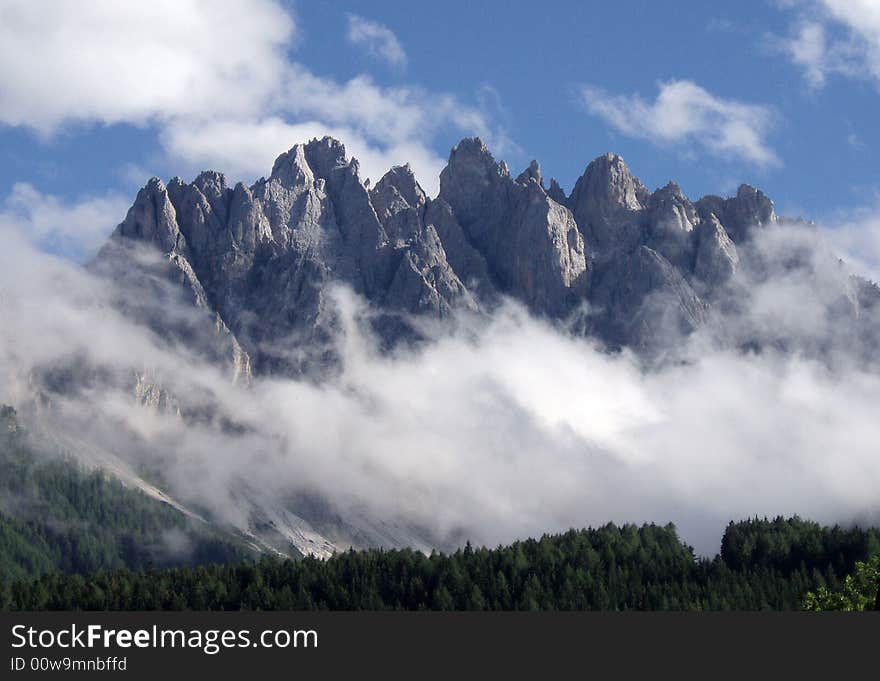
left=13, top=136, right=880, bottom=560
left=0, top=405, right=256, bottom=582
left=90, top=136, right=880, bottom=378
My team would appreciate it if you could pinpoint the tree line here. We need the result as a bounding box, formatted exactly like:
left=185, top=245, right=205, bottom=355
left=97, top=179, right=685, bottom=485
left=3, top=518, right=879, bottom=611
left=3, top=405, right=878, bottom=610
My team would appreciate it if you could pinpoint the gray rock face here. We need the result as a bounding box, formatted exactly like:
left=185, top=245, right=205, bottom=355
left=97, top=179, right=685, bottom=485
left=643, top=181, right=698, bottom=270
left=439, top=138, right=588, bottom=316
left=96, top=135, right=852, bottom=371
left=114, top=178, right=188, bottom=255
left=98, top=138, right=485, bottom=375
left=547, top=178, right=567, bottom=205
left=370, top=164, right=426, bottom=243
left=423, top=197, right=496, bottom=300
left=696, top=184, right=776, bottom=244
left=93, top=180, right=252, bottom=384
left=515, top=159, right=543, bottom=187
left=693, top=215, right=739, bottom=294
left=567, top=152, right=649, bottom=256
left=371, top=164, right=476, bottom=317
left=561, top=156, right=709, bottom=354
left=589, top=246, right=707, bottom=352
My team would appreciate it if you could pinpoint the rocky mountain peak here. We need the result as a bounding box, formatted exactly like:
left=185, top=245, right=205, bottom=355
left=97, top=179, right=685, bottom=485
left=145, top=176, right=166, bottom=191
left=370, top=164, right=428, bottom=244
left=269, top=143, right=315, bottom=188
left=191, top=171, right=228, bottom=210
left=735, top=184, right=776, bottom=223
left=303, top=136, right=353, bottom=181
left=646, top=181, right=697, bottom=231
left=436, top=139, right=588, bottom=316
left=269, top=136, right=357, bottom=190
left=652, top=180, right=685, bottom=203
left=193, top=170, right=228, bottom=194
left=442, top=137, right=502, bottom=182
left=570, top=152, right=648, bottom=214
left=696, top=184, right=777, bottom=244
left=547, top=178, right=567, bottom=204
left=438, top=137, right=510, bottom=227
left=113, top=177, right=186, bottom=256
left=516, top=160, right=543, bottom=187
left=565, top=153, right=648, bottom=255
left=372, top=164, right=426, bottom=213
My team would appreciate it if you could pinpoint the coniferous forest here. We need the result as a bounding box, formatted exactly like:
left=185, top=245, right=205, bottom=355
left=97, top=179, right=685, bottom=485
left=0, top=405, right=252, bottom=583
left=3, top=517, right=880, bottom=611
left=2, top=406, right=878, bottom=611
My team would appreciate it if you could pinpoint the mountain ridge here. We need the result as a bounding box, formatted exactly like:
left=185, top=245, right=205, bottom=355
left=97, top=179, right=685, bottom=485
left=94, top=135, right=838, bottom=379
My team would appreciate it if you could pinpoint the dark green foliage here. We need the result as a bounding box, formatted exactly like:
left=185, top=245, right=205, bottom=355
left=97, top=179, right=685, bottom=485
left=0, top=406, right=251, bottom=583
left=720, top=516, right=880, bottom=574
left=3, top=517, right=878, bottom=611
left=803, top=556, right=880, bottom=611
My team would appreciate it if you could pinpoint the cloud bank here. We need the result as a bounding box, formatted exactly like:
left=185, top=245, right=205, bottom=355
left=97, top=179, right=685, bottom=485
left=2, top=205, right=880, bottom=556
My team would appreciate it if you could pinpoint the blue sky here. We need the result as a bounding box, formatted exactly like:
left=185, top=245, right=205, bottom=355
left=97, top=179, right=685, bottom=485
left=1, top=0, right=879, bottom=260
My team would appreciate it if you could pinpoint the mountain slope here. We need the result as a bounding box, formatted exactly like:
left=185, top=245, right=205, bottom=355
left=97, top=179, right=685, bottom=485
left=0, top=406, right=256, bottom=581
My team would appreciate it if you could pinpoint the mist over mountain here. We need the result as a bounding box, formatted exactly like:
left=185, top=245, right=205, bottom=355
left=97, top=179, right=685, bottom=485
left=2, top=137, right=880, bottom=557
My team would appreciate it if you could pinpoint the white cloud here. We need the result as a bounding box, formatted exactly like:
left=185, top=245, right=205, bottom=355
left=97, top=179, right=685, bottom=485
left=155, top=61, right=512, bottom=196
left=579, top=80, right=780, bottom=167
left=0, top=0, right=295, bottom=135
left=0, top=183, right=129, bottom=260
left=783, top=20, right=829, bottom=88
left=161, top=117, right=448, bottom=196
left=778, top=0, right=880, bottom=88
left=0, top=0, right=508, bottom=198
left=346, top=14, right=407, bottom=68
left=822, top=206, right=880, bottom=283
left=157, top=66, right=510, bottom=197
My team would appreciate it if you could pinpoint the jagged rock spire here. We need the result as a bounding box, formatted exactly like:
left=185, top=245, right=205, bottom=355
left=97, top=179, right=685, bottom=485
left=516, top=160, right=543, bottom=187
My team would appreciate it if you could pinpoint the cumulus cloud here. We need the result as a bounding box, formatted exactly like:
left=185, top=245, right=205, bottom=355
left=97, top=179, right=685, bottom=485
left=0, top=184, right=129, bottom=260
left=160, top=118, right=449, bottom=197
left=0, top=0, right=508, bottom=197
left=0, top=0, right=294, bottom=134
left=579, top=80, right=780, bottom=167
left=346, top=14, right=407, bottom=67
left=777, top=0, right=880, bottom=89
left=158, top=68, right=515, bottom=195
left=2, top=201, right=880, bottom=556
